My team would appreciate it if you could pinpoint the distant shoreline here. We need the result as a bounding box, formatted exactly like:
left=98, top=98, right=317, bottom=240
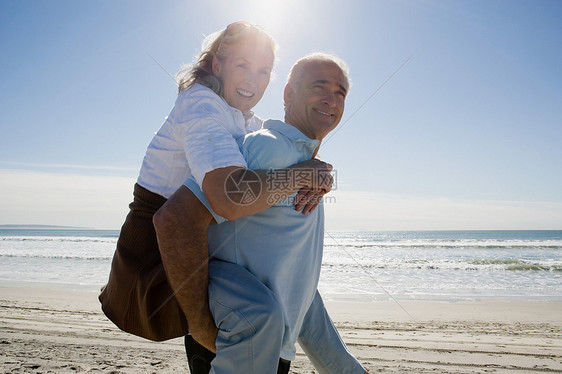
left=1, top=225, right=561, bottom=232
left=0, top=224, right=90, bottom=230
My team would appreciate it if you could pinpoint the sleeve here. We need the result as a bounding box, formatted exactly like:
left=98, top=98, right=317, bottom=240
left=175, top=89, right=248, bottom=189
left=298, top=291, right=365, bottom=374
left=184, top=176, right=227, bottom=224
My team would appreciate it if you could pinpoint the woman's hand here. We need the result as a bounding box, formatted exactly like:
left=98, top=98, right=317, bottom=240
left=293, top=188, right=326, bottom=214
left=290, top=158, right=333, bottom=214
left=290, top=158, right=333, bottom=192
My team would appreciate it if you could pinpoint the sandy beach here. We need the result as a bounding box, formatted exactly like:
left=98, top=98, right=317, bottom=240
left=1, top=282, right=561, bottom=373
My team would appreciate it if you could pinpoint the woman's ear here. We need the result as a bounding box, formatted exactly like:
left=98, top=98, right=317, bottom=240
left=212, top=55, right=221, bottom=76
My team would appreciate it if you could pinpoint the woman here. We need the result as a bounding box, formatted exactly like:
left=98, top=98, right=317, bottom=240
left=99, top=22, right=331, bottom=373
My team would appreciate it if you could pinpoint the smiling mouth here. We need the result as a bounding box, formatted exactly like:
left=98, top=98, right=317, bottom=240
left=315, top=109, right=334, bottom=117
left=237, top=89, right=255, bottom=98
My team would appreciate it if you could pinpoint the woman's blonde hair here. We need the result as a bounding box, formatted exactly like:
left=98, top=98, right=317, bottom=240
left=176, top=22, right=277, bottom=96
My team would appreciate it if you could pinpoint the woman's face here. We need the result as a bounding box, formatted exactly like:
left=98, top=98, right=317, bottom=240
left=213, top=37, right=274, bottom=114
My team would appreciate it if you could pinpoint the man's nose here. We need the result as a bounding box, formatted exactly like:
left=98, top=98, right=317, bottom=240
left=323, top=91, right=336, bottom=107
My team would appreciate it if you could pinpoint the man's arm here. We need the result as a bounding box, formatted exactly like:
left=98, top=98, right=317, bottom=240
left=153, top=186, right=218, bottom=352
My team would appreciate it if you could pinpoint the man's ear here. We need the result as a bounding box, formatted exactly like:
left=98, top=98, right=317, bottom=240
left=212, top=55, right=221, bottom=76
left=283, top=83, right=294, bottom=109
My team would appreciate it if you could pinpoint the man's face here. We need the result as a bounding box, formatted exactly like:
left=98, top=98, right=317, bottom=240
left=284, top=61, right=348, bottom=141
left=213, top=37, right=274, bottom=114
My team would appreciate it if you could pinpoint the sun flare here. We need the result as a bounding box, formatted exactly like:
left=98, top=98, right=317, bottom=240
left=242, top=0, right=302, bottom=32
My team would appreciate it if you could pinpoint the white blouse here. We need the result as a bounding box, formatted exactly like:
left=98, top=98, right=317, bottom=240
left=137, top=84, right=262, bottom=198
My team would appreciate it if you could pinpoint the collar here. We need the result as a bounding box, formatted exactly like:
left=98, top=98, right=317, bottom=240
left=243, top=110, right=255, bottom=122
left=193, top=84, right=255, bottom=126
left=262, top=119, right=320, bottom=150
left=229, top=106, right=255, bottom=128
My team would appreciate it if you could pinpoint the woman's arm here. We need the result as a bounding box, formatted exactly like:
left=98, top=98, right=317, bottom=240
left=203, top=158, right=333, bottom=221
left=177, top=88, right=334, bottom=220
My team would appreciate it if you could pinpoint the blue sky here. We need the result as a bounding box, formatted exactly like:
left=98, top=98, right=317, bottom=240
left=1, top=0, right=561, bottom=230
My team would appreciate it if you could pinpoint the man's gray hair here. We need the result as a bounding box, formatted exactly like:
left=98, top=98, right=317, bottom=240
left=286, top=52, right=351, bottom=91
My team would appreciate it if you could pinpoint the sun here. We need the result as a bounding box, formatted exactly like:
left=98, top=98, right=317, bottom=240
left=242, top=0, right=301, bottom=32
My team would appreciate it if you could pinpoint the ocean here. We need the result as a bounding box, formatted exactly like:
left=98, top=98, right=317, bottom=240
left=0, top=229, right=560, bottom=302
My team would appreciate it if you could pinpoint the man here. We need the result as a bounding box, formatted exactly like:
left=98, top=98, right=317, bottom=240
left=155, top=53, right=367, bottom=374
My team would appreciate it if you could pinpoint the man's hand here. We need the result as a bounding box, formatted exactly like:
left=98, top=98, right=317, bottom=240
left=189, top=315, right=219, bottom=353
